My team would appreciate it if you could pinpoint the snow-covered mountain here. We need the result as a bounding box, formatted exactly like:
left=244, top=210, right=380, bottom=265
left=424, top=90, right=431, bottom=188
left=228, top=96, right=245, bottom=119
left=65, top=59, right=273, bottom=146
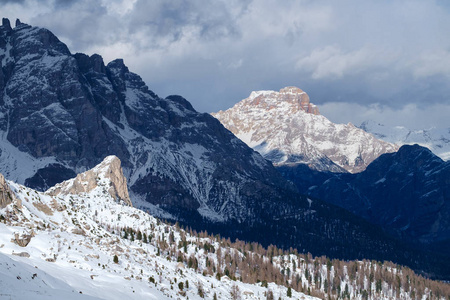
left=0, top=156, right=318, bottom=300
left=0, top=18, right=293, bottom=224
left=1, top=156, right=448, bottom=299
left=359, top=120, right=450, bottom=161
left=212, top=87, right=398, bottom=173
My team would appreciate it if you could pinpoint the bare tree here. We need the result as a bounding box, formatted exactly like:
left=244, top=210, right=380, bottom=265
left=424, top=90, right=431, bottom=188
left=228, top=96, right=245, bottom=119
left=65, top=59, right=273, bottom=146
left=266, top=289, right=274, bottom=300
left=230, top=284, right=241, bottom=300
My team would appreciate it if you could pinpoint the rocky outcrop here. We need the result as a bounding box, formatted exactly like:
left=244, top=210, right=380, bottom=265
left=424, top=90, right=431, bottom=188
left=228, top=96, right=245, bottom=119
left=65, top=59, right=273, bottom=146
left=242, top=87, right=320, bottom=115
left=0, top=173, right=19, bottom=209
left=1, top=18, right=12, bottom=32
left=12, top=231, right=34, bottom=247
left=279, top=86, right=319, bottom=114
left=47, top=156, right=132, bottom=207
left=12, top=251, right=30, bottom=258
left=212, top=87, right=398, bottom=173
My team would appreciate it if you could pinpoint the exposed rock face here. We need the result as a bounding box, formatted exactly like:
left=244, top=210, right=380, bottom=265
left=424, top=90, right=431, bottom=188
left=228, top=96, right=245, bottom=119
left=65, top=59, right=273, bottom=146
left=1, top=18, right=11, bottom=32
left=0, top=173, right=18, bottom=209
left=243, top=86, right=320, bottom=115
left=0, top=19, right=292, bottom=223
left=47, top=156, right=132, bottom=207
left=212, top=87, right=398, bottom=173
left=12, top=231, right=34, bottom=247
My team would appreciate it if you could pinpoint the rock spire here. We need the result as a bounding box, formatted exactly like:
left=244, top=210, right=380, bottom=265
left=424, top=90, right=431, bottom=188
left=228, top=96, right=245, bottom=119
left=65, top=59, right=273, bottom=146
left=47, top=156, right=132, bottom=207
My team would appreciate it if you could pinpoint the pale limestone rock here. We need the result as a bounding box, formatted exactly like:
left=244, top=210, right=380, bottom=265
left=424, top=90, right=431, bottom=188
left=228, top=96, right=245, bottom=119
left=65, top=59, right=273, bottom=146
left=12, top=251, right=30, bottom=258
left=212, top=86, right=398, bottom=173
left=12, top=231, right=34, bottom=247
left=0, top=173, right=20, bottom=209
left=46, top=156, right=132, bottom=206
left=71, top=228, right=86, bottom=236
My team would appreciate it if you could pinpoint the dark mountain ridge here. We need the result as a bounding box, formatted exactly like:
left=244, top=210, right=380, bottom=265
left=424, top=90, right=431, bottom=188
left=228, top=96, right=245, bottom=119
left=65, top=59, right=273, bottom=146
left=280, top=144, right=450, bottom=256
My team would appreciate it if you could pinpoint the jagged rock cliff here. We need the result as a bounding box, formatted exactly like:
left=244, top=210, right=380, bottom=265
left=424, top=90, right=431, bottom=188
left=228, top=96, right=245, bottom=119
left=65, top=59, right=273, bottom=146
left=212, top=87, right=398, bottom=173
left=0, top=173, right=17, bottom=209
left=0, top=18, right=293, bottom=223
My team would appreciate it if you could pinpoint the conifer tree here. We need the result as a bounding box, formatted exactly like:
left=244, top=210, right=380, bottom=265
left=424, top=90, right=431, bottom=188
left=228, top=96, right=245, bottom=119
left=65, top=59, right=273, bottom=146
left=143, top=233, right=148, bottom=243
left=287, top=286, right=292, bottom=298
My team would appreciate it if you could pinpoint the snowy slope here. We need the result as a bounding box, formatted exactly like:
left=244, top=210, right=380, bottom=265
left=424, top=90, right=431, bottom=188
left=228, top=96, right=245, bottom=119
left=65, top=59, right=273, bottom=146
left=0, top=252, right=103, bottom=300
left=0, top=156, right=446, bottom=299
left=212, top=87, right=398, bottom=173
left=360, top=120, right=450, bottom=161
left=0, top=156, right=317, bottom=300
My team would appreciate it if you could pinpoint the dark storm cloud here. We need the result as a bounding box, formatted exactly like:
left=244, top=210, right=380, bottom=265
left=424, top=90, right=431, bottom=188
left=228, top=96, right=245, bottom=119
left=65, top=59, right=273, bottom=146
left=129, top=1, right=247, bottom=41
left=0, top=0, right=25, bottom=3
left=2, top=0, right=450, bottom=129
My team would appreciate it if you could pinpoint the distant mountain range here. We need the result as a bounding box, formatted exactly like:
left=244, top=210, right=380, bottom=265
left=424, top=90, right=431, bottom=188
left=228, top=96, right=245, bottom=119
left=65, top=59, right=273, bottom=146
left=212, top=87, right=398, bottom=173
left=359, top=120, right=450, bottom=161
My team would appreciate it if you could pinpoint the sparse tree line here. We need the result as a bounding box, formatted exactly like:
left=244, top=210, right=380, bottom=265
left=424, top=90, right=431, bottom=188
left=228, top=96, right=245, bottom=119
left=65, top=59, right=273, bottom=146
left=108, top=219, right=450, bottom=300
left=2, top=204, right=450, bottom=300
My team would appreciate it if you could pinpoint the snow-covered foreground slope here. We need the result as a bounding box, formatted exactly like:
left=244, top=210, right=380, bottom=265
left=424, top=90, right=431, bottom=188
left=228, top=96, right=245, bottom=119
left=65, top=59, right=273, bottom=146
left=1, top=156, right=448, bottom=299
left=360, top=120, right=450, bottom=161
left=0, top=252, right=101, bottom=300
left=0, top=156, right=316, bottom=300
left=212, top=87, right=398, bottom=173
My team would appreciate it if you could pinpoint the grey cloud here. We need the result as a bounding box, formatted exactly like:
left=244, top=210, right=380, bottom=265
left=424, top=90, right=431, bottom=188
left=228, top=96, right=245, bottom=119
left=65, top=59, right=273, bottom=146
left=0, top=0, right=25, bottom=3
left=53, top=0, right=78, bottom=9
left=2, top=0, right=450, bottom=130
left=126, top=0, right=249, bottom=49
left=320, top=101, right=450, bottom=131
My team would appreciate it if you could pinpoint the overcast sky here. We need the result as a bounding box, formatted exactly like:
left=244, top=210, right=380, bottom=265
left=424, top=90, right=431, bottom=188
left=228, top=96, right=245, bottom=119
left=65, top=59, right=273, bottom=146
left=2, top=0, right=450, bottom=129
